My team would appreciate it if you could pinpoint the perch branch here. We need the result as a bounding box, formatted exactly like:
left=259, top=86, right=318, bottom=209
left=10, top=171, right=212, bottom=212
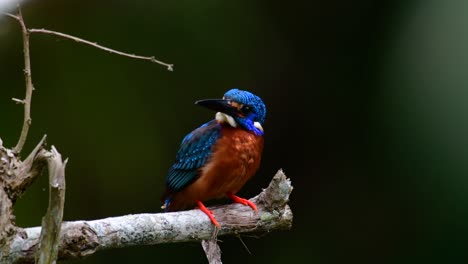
left=36, top=146, right=67, bottom=264
left=4, top=170, right=293, bottom=263
left=28, top=29, right=174, bottom=71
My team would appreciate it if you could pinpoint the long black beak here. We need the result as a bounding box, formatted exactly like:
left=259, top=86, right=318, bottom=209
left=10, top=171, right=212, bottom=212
left=195, top=99, right=238, bottom=116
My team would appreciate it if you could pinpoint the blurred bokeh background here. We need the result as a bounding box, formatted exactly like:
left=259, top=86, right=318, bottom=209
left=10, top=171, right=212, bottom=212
left=2, top=0, right=468, bottom=263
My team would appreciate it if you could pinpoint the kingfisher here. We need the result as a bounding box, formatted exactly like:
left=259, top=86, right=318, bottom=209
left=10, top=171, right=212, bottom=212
left=161, top=88, right=266, bottom=227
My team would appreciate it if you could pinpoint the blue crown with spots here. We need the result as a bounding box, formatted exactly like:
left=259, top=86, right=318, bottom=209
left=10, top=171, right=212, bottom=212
left=223, top=88, right=267, bottom=124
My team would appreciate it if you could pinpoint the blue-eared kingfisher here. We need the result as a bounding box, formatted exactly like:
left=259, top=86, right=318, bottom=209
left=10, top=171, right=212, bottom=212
left=161, top=88, right=266, bottom=227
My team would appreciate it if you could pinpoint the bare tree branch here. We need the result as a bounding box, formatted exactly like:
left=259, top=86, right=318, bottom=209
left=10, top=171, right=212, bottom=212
left=3, top=6, right=174, bottom=155
left=6, top=135, right=47, bottom=201
left=2, top=12, right=19, bottom=21
left=4, top=170, right=293, bottom=263
left=3, top=12, right=174, bottom=72
left=28, top=28, right=174, bottom=71
left=12, top=7, right=33, bottom=155
left=36, top=146, right=67, bottom=264
left=1, top=6, right=292, bottom=264
left=0, top=188, right=15, bottom=252
left=202, top=235, right=222, bottom=264
left=0, top=138, right=18, bottom=256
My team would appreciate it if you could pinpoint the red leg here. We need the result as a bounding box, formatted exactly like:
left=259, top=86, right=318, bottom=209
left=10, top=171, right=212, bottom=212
left=227, top=192, right=258, bottom=212
left=197, top=200, right=220, bottom=227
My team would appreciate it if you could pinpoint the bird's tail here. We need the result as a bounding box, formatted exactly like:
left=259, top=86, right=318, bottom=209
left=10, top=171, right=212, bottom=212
left=160, top=197, right=172, bottom=212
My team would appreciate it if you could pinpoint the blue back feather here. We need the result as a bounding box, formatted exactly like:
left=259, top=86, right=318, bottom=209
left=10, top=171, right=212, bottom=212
left=165, top=120, right=221, bottom=192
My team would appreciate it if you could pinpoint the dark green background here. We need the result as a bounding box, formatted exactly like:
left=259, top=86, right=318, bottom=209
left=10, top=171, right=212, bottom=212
left=2, top=0, right=468, bottom=263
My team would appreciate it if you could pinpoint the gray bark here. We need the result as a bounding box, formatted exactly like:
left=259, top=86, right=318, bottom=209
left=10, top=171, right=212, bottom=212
left=3, top=170, right=293, bottom=263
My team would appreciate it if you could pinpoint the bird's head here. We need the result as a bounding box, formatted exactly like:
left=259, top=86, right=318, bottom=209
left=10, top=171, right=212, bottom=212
left=195, top=88, right=266, bottom=136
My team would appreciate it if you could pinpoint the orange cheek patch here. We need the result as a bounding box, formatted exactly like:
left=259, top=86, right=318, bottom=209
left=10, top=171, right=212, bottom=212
left=229, top=101, right=242, bottom=110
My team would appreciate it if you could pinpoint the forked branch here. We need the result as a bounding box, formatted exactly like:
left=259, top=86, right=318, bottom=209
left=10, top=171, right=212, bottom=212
left=1, top=6, right=292, bottom=264
left=3, top=7, right=173, bottom=154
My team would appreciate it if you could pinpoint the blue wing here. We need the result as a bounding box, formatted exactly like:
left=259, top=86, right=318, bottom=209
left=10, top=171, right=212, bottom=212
left=165, top=120, right=221, bottom=192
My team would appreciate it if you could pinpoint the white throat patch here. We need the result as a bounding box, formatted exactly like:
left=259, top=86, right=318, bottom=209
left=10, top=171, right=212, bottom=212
left=215, top=112, right=237, bottom=127
left=215, top=112, right=264, bottom=132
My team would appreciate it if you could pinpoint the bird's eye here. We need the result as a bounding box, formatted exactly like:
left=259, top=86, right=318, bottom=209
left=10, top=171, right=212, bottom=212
left=241, top=105, right=252, bottom=114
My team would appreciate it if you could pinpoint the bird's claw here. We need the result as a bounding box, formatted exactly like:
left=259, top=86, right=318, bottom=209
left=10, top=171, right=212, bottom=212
left=197, top=201, right=221, bottom=227
left=227, top=192, right=258, bottom=213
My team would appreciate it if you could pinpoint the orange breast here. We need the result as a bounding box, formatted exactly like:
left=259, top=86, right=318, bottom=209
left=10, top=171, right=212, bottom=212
left=171, top=125, right=264, bottom=209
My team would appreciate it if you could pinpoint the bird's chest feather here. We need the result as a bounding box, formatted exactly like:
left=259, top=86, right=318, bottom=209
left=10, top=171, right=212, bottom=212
left=200, top=126, right=264, bottom=195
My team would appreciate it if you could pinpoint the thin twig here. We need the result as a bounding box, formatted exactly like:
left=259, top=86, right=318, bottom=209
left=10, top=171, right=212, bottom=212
left=28, top=28, right=174, bottom=71
left=4, top=7, right=175, bottom=154
left=11, top=98, right=25, bottom=104
left=237, top=235, right=252, bottom=255
left=3, top=12, right=174, bottom=70
left=2, top=12, right=19, bottom=21
left=13, top=7, right=33, bottom=154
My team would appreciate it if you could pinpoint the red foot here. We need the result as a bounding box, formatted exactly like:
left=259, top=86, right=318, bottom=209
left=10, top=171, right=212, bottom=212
left=227, top=192, right=258, bottom=212
left=197, top=201, right=220, bottom=227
